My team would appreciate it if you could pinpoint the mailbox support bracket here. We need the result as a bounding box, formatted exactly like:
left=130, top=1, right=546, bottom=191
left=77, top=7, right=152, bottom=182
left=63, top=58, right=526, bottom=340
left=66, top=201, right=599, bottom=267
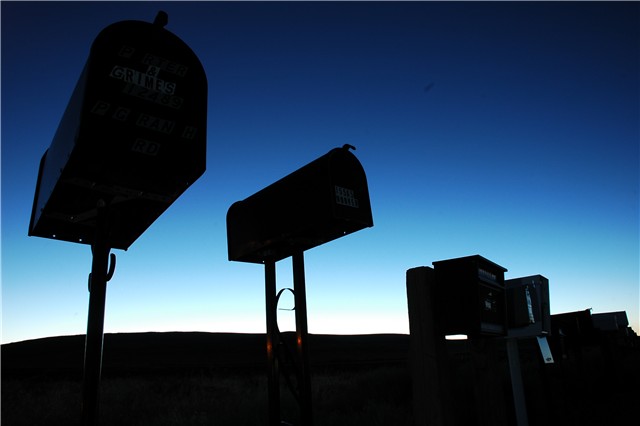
left=81, top=200, right=115, bottom=426
left=264, top=252, right=314, bottom=426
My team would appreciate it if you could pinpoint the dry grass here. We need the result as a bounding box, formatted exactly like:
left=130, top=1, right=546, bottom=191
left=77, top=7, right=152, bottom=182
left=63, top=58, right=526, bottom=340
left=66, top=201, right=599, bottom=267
left=1, top=364, right=412, bottom=426
left=5, top=332, right=637, bottom=425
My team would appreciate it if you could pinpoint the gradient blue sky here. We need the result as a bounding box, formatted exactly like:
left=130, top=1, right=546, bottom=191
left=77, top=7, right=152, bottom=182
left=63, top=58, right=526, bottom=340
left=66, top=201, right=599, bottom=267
left=2, top=1, right=638, bottom=344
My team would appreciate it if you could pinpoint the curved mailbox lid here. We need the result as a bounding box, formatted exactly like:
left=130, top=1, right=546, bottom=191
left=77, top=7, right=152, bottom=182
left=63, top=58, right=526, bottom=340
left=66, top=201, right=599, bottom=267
left=29, top=18, right=207, bottom=250
left=227, top=146, right=374, bottom=264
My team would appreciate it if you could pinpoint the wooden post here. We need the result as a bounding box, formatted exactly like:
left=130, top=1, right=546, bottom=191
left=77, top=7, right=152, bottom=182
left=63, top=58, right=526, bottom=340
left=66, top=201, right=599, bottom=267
left=406, top=267, right=454, bottom=426
left=469, top=338, right=509, bottom=426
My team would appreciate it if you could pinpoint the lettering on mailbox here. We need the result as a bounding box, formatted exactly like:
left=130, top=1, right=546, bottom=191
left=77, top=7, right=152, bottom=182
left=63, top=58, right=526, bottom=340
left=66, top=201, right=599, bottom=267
left=110, top=65, right=176, bottom=95
left=335, top=186, right=359, bottom=208
left=141, top=53, right=189, bottom=77
left=181, top=126, right=198, bottom=140
left=132, top=138, right=160, bottom=156
left=478, top=268, right=498, bottom=284
left=136, top=113, right=175, bottom=134
left=91, top=100, right=110, bottom=116
left=112, top=106, right=131, bottom=121
left=118, top=45, right=136, bottom=58
left=122, top=83, right=184, bottom=109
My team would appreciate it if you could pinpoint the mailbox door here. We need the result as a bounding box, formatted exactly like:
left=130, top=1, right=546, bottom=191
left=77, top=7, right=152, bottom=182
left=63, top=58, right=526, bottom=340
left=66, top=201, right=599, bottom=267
left=477, top=283, right=506, bottom=335
left=29, top=19, right=207, bottom=250
left=328, top=148, right=373, bottom=228
left=78, top=20, right=207, bottom=196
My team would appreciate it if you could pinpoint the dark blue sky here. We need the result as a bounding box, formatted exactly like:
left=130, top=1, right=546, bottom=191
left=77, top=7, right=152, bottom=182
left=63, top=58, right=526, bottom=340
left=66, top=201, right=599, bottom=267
left=2, top=1, right=638, bottom=343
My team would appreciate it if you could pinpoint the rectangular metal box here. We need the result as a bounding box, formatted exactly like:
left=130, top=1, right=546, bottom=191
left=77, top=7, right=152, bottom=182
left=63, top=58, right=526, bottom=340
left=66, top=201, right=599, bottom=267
left=226, top=146, right=373, bottom=263
left=592, top=311, right=629, bottom=332
left=506, top=275, right=551, bottom=338
left=550, top=309, right=595, bottom=342
left=29, top=18, right=207, bottom=250
left=433, top=255, right=508, bottom=337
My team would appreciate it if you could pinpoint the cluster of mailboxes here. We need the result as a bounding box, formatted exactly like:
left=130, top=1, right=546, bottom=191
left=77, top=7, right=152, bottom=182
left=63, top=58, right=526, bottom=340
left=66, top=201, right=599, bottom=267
left=226, top=145, right=373, bottom=264
left=28, top=17, right=207, bottom=250
left=432, top=255, right=550, bottom=338
left=28, top=13, right=374, bottom=264
left=28, top=12, right=555, bottom=345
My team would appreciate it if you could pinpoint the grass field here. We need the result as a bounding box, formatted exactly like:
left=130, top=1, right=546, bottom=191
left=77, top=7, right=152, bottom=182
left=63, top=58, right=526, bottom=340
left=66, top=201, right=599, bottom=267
left=2, top=333, right=412, bottom=426
left=2, top=332, right=639, bottom=426
left=2, top=365, right=412, bottom=426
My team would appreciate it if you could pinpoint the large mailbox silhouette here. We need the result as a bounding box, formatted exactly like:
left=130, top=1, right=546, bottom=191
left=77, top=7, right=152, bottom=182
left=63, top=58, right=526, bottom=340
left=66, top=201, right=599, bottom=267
left=28, top=17, right=207, bottom=250
left=433, top=255, right=508, bottom=337
left=506, top=275, right=551, bottom=338
left=227, top=145, right=373, bottom=263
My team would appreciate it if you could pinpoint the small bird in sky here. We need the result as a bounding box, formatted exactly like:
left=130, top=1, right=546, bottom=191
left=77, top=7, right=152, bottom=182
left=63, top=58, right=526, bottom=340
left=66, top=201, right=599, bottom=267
left=424, top=82, right=435, bottom=93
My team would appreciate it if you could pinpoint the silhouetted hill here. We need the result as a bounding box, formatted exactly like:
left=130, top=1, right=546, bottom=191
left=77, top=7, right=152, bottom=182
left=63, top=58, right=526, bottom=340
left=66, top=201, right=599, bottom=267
left=1, top=332, right=410, bottom=378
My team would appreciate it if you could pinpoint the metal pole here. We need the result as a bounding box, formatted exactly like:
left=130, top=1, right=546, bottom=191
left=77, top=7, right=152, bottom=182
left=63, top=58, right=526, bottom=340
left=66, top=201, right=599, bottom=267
left=82, top=201, right=111, bottom=426
left=507, top=338, right=529, bottom=426
left=265, top=260, right=281, bottom=426
left=292, top=252, right=313, bottom=426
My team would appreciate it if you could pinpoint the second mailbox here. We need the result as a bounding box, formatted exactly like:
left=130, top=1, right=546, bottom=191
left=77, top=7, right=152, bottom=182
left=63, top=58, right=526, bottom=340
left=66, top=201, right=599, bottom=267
left=227, top=145, right=373, bottom=264
left=433, top=255, right=508, bottom=337
left=506, top=275, right=551, bottom=338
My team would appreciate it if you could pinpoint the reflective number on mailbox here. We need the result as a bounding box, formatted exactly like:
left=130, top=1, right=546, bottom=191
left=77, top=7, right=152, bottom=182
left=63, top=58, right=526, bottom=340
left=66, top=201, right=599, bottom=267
left=109, top=65, right=177, bottom=95
left=335, top=186, right=359, bottom=208
left=132, top=138, right=160, bottom=156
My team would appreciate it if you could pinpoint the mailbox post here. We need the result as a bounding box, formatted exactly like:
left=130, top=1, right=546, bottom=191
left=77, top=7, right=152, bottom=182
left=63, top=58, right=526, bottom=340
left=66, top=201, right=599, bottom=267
left=264, top=261, right=281, bottom=426
left=408, top=255, right=510, bottom=426
left=505, top=275, right=552, bottom=426
left=82, top=201, right=115, bottom=426
left=227, top=145, right=373, bottom=426
left=28, top=12, right=207, bottom=426
left=292, top=252, right=313, bottom=426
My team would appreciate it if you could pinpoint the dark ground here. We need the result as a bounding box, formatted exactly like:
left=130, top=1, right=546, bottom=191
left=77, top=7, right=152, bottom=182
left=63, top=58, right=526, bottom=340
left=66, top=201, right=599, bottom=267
left=1, top=332, right=411, bottom=377
left=2, top=332, right=639, bottom=425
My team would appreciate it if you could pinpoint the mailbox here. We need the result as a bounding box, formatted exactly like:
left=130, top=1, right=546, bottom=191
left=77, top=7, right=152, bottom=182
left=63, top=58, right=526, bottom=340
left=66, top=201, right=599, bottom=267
left=506, top=275, right=551, bottom=338
left=433, top=255, right=507, bottom=337
left=226, top=145, right=373, bottom=263
left=550, top=309, right=595, bottom=346
left=28, top=16, right=207, bottom=250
